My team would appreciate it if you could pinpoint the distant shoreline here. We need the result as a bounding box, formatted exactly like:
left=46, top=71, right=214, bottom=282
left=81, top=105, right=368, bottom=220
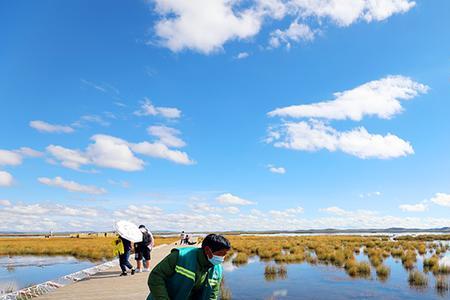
left=1, top=227, right=450, bottom=237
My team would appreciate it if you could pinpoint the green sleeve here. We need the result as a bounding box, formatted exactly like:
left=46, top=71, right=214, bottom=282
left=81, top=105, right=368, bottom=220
left=148, top=250, right=179, bottom=300
left=209, top=280, right=221, bottom=300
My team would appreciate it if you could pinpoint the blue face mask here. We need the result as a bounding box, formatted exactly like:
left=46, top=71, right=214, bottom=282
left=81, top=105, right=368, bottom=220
left=208, top=254, right=225, bottom=266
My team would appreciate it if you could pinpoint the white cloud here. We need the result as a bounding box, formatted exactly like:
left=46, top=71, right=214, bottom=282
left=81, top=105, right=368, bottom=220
left=267, top=164, right=286, bottom=174
left=147, top=125, right=186, bottom=148
left=268, top=76, right=428, bottom=121
left=150, top=0, right=416, bottom=53
left=131, top=141, right=194, bottom=165
left=47, top=134, right=193, bottom=171
left=15, top=147, right=44, bottom=158
left=0, top=200, right=11, bottom=206
left=190, top=203, right=240, bottom=214
left=216, top=193, right=256, bottom=205
left=399, top=203, right=428, bottom=212
left=72, top=115, right=110, bottom=128
left=269, top=21, right=315, bottom=49
left=289, top=0, right=415, bottom=27
left=235, top=52, right=250, bottom=59
left=153, top=0, right=262, bottom=54
left=38, top=176, right=107, bottom=195
left=134, top=98, right=181, bottom=119
left=0, top=171, right=13, bottom=187
left=359, top=191, right=382, bottom=198
left=429, top=193, right=450, bottom=207
left=270, top=206, right=304, bottom=218
left=87, top=135, right=144, bottom=171
left=29, top=120, right=74, bottom=133
left=268, top=120, right=414, bottom=159
left=46, top=145, right=90, bottom=170
left=320, top=206, right=348, bottom=216
left=0, top=150, right=23, bottom=166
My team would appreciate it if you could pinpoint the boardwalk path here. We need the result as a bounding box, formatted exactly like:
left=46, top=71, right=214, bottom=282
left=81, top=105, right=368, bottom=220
left=37, top=243, right=177, bottom=300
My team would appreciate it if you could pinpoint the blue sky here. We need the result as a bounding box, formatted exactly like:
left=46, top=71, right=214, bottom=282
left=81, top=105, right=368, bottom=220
left=0, top=0, right=449, bottom=232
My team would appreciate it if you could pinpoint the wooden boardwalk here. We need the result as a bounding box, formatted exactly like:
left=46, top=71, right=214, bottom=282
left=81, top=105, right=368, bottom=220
left=37, top=243, right=176, bottom=300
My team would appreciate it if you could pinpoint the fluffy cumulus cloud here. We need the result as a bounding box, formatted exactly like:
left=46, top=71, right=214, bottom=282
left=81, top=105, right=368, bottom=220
left=134, top=98, right=181, bottom=119
left=86, top=135, right=145, bottom=171
left=268, top=76, right=429, bottom=120
left=216, top=193, right=256, bottom=205
left=150, top=0, right=416, bottom=53
left=46, top=134, right=194, bottom=171
left=147, top=125, right=186, bottom=148
left=267, top=76, right=426, bottom=159
left=38, top=176, right=107, bottom=195
left=268, top=120, right=413, bottom=159
left=152, top=0, right=262, bottom=54
left=29, top=120, right=74, bottom=133
left=131, top=142, right=194, bottom=165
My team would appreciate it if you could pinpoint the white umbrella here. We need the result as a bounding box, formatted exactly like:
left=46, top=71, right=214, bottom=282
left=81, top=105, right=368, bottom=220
left=114, top=220, right=143, bottom=243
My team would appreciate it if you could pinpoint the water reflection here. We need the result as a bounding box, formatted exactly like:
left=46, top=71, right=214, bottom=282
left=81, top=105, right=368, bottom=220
left=0, top=256, right=95, bottom=294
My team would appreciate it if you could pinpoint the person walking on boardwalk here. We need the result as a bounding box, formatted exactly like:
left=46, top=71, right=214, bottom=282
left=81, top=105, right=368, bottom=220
left=147, top=234, right=231, bottom=300
left=180, top=231, right=186, bottom=245
left=135, top=224, right=154, bottom=273
left=113, top=235, right=135, bottom=276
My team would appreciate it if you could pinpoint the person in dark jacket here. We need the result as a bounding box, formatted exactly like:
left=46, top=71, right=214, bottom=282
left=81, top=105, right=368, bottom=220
left=118, top=236, right=135, bottom=276
left=135, top=224, right=154, bottom=272
left=147, top=234, right=231, bottom=300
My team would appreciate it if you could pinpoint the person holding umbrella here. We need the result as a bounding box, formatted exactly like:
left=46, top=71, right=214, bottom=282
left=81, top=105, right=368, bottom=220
left=114, top=235, right=136, bottom=276
left=114, top=220, right=143, bottom=276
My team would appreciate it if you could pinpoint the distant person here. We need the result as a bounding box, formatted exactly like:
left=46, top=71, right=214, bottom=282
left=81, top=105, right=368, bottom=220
left=147, top=233, right=231, bottom=300
left=113, top=235, right=135, bottom=276
left=184, top=234, right=190, bottom=245
left=135, top=225, right=154, bottom=273
left=180, top=231, right=185, bottom=245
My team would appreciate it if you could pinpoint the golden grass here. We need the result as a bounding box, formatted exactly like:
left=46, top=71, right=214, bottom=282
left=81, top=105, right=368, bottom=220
left=376, top=264, right=390, bottom=281
left=0, top=236, right=178, bottom=260
left=408, top=270, right=428, bottom=288
left=232, top=252, right=249, bottom=265
left=222, top=234, right=450, bottom=281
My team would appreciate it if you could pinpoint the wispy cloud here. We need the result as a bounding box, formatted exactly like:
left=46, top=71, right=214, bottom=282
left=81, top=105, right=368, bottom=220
left=134, top=98, right=181, bottom=119
left=29, top=120, right=74, bottom=133
left=267, top=164, right=286, bottom=174
left=38, top=176, right=107, bottom=195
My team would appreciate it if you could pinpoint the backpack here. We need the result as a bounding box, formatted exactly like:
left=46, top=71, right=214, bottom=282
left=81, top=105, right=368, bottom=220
left=142, top=232, right=152, bottom=246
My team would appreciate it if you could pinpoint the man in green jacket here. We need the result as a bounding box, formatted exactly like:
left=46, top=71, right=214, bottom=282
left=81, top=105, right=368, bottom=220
left=147, top=234, right=231, bottom=300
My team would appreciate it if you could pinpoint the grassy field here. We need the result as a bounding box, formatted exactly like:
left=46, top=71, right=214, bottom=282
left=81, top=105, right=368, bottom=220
left=0, top=236, right=178, bottom=260
left=224, top=234, right=450, bottom=284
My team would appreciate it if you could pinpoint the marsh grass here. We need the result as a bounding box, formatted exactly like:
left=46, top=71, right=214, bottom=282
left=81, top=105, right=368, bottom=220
left=435, top=275, right=449, bottom=296
left=0, top=236, right=177, bottom=260
left=232, top=252, right=249, bottom=265
left=376, top=265, right=390, bottom=281
left=408, top=270, right=428, bottom=288
left=264, top=264, right=287, bottom=281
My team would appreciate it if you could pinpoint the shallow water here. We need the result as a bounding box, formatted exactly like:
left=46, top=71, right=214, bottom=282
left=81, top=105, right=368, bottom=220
left=0, top=256, right=95, bottom=294
left=223, top=253, right=450, bottom=299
